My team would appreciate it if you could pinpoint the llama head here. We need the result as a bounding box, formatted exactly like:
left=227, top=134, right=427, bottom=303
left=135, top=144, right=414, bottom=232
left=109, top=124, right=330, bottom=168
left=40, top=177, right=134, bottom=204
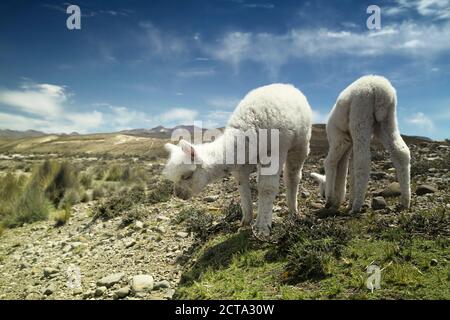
left=163, top=139, right=210, bottom=200
left=310, top=172, right=326, bottom=198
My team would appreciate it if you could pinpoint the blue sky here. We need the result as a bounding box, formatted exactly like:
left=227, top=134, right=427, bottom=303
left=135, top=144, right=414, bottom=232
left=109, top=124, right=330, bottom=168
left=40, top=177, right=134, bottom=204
left=0, top=0, right=449, bottom=139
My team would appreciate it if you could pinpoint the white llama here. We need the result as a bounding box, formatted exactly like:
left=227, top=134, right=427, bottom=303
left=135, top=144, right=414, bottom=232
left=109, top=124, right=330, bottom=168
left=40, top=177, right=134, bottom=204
left=311, top=75, right=410, bottom=213
left=163, top=83, right=312, bottom=235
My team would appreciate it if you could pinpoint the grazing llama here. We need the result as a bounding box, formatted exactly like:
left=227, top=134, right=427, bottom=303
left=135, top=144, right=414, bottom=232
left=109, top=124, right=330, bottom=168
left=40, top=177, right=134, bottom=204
left=311, top=75, right=410, bottom=213
left=163, top=83, right=312, bottom=235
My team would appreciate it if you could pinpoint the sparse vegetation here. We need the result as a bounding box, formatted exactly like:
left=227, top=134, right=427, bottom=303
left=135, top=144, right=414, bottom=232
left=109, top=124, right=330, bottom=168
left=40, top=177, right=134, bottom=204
left=147, top=179, right=173, bottom=204
left=79, top=173, right=93, bottom=189
left=45, top=161, right=79, bottom=207
left=2, top=182, right=52, bottom=228
left=52, top=205, right=71, bottom=227
left=91, top=185, right=146, bottom=221
left=92, top=186, right=107, bottom=200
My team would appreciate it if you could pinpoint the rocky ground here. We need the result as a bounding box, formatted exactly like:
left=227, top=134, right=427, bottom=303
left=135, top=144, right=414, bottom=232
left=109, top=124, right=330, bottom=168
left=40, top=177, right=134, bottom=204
left=0, top=194, right=209, bottom=300
left=0, top=140, right=449, bottom=300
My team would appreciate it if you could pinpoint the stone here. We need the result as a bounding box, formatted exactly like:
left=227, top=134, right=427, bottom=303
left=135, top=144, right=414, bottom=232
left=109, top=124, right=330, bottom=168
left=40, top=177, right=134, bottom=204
left=124, top=238, right=136, bottom=248
left=301, top=191, right=310, bottom=198
left=154, top=280, right=171, bottom=290
left=416, top=185, right=437, bottom=196
left=42, top=283, right=56, bottom=296
left=176, top=232, right=189, bottom=239
left=164, top=289, right=176, bottom=299
left=82, top=290, right=94, bottom=299
left=97, top=273, right=124, bottom=288
left=134, top=221, right=144, bottom=230
left=114, top=286, right=130, bottom=299
left=375, top=182, right=401, bottom=198
left=95, top=286, right=107, bottom=297
left=372, top=197, right=387, bottom=210
left=204, top=195, right=219, bottom=202
left=154, top=226, right=166, bottom=234
left=43, top=267, right=59, bottom=278
left=131, top=274, right=154, bottom=292
left=370, top=171, right=388, bottom=180
left=25, top=292, right=41, bottom=300
left=156, top=215, right=170, bottom=222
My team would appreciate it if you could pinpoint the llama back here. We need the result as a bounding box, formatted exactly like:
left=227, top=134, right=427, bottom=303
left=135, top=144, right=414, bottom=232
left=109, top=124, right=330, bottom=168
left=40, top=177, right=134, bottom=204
left=227, top=83, right=312, bottom=135
left=336, top=75, right=397, bottom=128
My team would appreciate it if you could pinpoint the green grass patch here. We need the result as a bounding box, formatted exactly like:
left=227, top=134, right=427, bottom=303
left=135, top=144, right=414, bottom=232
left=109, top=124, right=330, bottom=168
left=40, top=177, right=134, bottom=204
left=176, top=207, right=450, bottom=300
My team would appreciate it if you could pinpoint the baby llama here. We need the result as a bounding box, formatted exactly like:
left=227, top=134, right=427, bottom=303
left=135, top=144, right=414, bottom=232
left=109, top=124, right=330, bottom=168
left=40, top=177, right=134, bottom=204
left=163, top=83, right=312, bottom=235
left=312, top=75, right=410, bottom=213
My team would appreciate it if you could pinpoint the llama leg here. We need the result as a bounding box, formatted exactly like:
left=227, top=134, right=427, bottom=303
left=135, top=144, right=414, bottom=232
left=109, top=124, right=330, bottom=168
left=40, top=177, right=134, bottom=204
left=284, top=147, right=308, bottom=215
left=376, top=123, right=411, bottom=209
left=334, top=147, right=351, bottom=207
left=350, top=125, right=372, bottom=214
left=254, top=149, right=286, bottom=236
left=346, top=150, right=355, bottom=211
left=255, top=172, right=280, bottom=236
left=232, top=167, right=253, bottom=226
left=324, top=131, right=352, bottom=209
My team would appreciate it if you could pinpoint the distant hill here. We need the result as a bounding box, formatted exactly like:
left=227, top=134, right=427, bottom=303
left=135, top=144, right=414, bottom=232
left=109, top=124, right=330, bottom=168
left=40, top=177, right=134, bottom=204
left=120, top=125, right=206, bottom=139
left=0, top=129, right=47, bottom=140
left=0, top=125, right=441, bottom=156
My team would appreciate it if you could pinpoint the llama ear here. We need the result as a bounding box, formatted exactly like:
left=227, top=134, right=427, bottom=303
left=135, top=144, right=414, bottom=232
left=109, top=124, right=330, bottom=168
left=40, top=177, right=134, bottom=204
left=311, top=172, right=326, bottom=184
left=164, top=143, right=178, bottom=154
left=178, top=139, right=199, bottom=162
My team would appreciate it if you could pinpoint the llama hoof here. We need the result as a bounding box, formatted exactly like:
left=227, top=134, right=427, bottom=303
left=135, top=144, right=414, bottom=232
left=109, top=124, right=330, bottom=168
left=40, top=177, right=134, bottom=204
left=238, top=225, right=252, bottom=233
left=349, top=207, right=362, bottom=215
left=316, top=207, right=338, bottom=218
left=240, top=218, right=253, bottom=227
left=288, top=212, right=303, bottom=219
left=252, top=224, right=271, bottom=238
left=400, top=199, right=411, bottom=210
left=395, top=203, right=408, bottom=212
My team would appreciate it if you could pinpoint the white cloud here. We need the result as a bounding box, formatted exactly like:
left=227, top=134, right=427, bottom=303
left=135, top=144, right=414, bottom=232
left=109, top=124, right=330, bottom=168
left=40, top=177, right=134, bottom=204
left=312, top=110, right=329, bottom=124
left=160, top=108, right=198, bottom=125
left=385, top=0, right=450, bottom=20
left=199, top=110, right=232, bottom=129
left=103, top=105, right=152, bottom=130
left=138, top=21, right=186, bottom=58
left=207, top=21, right=450, bottom=74
left=243, top=3, right=275, bottom=9
left=406, top=112, right=435, bottom=132
left=0, top=82, right=104, bottom=133
left=0, top=83, right=67, bottom=117
left=176, top=68, right=215, bottom=78
left=207, top=97, right=240, bottom=109
left=0, top=112, right=50, bottom=131
left=0, top=81, right=209, bottom=133
left=208, top=32, right=252, bottom=72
